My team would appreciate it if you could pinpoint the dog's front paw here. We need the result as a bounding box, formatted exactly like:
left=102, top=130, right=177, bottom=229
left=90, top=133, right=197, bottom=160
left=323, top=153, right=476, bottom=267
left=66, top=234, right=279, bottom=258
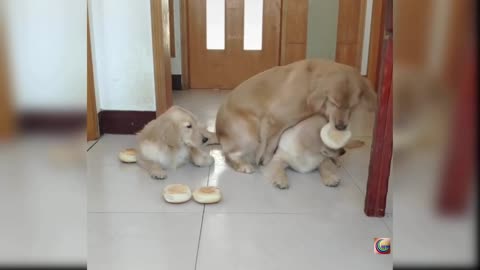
left=322, top=175, right=340, bottom=187
left=273, top=178, right=289, bottom=189
left=236, top=163, right=256, bottom=174
left=193, top=153, right=214, bottom=167
left=150, top=168, right=167, bottom=180
left=204, top=155, right=214, bottom=166
left=269, top=172, right=289, bottom=189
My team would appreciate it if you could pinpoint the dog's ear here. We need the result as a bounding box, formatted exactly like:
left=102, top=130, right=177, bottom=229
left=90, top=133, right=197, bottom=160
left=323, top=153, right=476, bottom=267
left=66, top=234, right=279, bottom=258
left=156, top=119, right=181, bottom=148
left=359, top=77, right=377, bottom=112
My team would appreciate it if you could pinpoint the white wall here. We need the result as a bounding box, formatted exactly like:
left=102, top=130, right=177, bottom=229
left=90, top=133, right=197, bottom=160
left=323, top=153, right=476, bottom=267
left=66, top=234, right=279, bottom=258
left=89, top=0, right=183, bottom=112
left=4, top=0, right=86, bottom=111
left=89, top=0, right=156, bottom=111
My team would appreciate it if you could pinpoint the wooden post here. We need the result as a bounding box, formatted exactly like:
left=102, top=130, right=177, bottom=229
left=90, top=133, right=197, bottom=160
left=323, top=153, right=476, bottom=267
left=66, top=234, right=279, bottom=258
left=364, top=0, right=392, bottom=217
left=364, top=35, right=392, bottom=217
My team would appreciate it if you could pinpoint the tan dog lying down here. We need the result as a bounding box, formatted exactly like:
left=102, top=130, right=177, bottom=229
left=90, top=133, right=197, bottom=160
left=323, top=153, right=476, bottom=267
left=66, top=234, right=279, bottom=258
left=264, top=115, right=364, bottom=189
left=216, top=59, right=376, bottom=174
left=136, top=106, right=216, bottom=179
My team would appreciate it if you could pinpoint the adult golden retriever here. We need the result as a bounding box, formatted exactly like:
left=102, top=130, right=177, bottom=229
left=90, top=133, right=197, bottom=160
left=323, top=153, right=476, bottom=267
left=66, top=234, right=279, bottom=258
left=215, top=59, right=376, bottom=173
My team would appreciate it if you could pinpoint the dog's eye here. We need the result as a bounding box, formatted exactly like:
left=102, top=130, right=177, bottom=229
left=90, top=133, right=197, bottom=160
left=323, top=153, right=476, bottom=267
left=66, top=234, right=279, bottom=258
left=186, top=124, right=192, bottom=129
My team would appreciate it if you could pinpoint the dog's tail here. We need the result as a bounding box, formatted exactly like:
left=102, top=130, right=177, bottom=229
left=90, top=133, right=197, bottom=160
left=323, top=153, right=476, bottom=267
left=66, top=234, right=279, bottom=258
left=345, top=139, right=365, bottom=149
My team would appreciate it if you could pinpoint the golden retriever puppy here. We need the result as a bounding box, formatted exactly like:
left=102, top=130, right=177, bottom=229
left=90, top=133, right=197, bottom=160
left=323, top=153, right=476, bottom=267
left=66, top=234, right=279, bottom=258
left=216, top=59, right=376, bottom=174
left=136, top=106, right=215, bottom=179
left=263, top=115, right=347, bottom=189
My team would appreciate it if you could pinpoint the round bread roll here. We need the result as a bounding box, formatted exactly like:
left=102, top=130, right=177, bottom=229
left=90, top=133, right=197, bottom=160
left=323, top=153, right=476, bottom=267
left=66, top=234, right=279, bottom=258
left=193, top=186, right=222, bottom=204
left=118, top=148, right=137, bottom=163
left=163, top=184, right=192, bottom=203
left=320, top=122, right=352, bottom=149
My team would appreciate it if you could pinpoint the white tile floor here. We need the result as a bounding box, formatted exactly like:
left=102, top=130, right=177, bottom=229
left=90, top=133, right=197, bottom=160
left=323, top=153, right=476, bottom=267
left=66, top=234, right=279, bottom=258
left=87, top=90, right=392, bottom=270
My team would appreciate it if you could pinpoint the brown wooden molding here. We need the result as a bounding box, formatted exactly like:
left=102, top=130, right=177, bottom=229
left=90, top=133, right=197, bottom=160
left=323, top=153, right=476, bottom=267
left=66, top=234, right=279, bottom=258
left=0, top=7, right=16, bottom=140
left=87, top=8, right=100, bottom=141
left=18, top=111, right=86, bottom=134
left=150, top=0, right=173, bottom=116
left=172, top=74, right=182, bottom=90
left=98, top=111, right=156, bottom=135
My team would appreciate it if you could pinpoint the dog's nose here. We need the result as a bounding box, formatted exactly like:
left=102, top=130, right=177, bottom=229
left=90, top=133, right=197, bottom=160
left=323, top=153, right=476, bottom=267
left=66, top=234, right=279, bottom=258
left=339, top=148, right=346, bottom=156
left=202, top=137, right=209, bottom=143
left=335, top=123, right=347, bottom=130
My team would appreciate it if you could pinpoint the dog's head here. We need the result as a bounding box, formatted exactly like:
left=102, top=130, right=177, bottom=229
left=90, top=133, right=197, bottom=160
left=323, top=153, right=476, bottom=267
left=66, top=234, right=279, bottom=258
left=307, top=71, right=377, bottom=131
left=159, top=106, right=211, bottom=148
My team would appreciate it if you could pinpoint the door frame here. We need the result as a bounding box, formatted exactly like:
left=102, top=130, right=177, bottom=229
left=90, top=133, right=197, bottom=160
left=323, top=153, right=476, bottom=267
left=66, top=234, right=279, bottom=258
left=0, top=9, right=15, bottom=141
left=150, top=0, right=173, bottom=116
left=87, top=8, right=100, bottom=141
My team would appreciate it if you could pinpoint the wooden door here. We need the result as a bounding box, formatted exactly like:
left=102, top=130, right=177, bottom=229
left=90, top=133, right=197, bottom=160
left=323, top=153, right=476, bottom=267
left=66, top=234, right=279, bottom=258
left=187, top=0, right=282, bottom=89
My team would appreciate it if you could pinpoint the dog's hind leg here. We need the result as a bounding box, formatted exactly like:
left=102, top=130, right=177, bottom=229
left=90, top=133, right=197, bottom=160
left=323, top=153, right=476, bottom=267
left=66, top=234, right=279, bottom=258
left=318, top=158, right=340, bottom=187
left=261, top=130, right=284, bottom=166
left=256, top=117, right=285, bottom=166
left=255, top=117, right=271, bottom=165
left=263, top=153, right=289, bottom=189
left=137, top=157, right=167, bottom=180
left=225, top=151, right=256, bottom=174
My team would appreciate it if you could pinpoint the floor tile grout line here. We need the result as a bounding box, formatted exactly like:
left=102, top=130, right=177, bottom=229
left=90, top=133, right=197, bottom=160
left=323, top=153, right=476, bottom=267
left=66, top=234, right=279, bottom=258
left=194, top=205, right=206, bottom=270
left=380, top=214, right=393, bottom=233
left=340, top=166, right=393, bottom=233
left=88, top=211, right=205, bottom=214
left=381, top=219, right=392, bottom=234
left=338, top=165, right=367, bottom=196
left=194, top=161, right=212, bottom=270
left=87, top=135, right=103, bottom=152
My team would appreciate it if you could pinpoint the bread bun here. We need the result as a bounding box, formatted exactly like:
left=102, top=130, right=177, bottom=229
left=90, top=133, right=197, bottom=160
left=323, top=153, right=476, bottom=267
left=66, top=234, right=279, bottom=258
left=118, top=148, right=137, bottom=163
left=193, top=186, right=222, bottom=204
left=163, top=184, right=192, bottom=203
left=320, top=122, right=352, bottom=149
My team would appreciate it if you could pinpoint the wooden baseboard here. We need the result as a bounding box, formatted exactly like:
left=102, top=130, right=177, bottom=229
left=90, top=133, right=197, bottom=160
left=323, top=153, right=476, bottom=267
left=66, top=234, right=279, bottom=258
left=98, top=110, right=156, bottom=135
left=18, top=111, right=85, bottom=134
left=172, top=74, right=182, bottom=90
